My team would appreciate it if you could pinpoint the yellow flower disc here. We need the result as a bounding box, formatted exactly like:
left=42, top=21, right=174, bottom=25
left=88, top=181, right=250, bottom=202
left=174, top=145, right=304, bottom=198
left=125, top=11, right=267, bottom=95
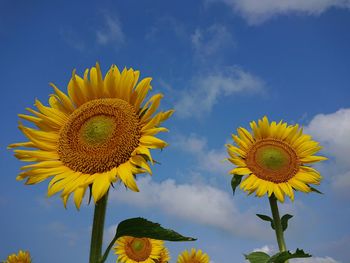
left=9, top=63, right=174, bottom=208
left=226, top=116, right=327, bottom=202
left=58, top=98, right=141, bottom=174
left=114, top=236, right=164, bottom=263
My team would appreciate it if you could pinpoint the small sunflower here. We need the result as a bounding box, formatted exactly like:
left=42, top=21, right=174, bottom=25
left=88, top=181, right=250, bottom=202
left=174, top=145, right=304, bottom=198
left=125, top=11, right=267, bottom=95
left=9, top=63, right=173, bottom=208
left=114, top=236, right=164, bottom=263
left=227, top=116, right=327, bottom=202
left=177, top=249, right=209, bottom=263
left=4, top=250, right=31, bottom=263
left=155, top=247, right=171, bottom=263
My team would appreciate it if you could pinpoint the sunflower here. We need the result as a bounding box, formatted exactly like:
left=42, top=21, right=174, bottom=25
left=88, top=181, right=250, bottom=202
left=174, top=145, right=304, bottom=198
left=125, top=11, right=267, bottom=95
left=177, top=249, right=209, bottom=263
left=155, top=247, right=171, bottom=263
left=4, top=250, right=31, bottom=263
left=9, top=63, right=173, bottom=208
left=114, top=236, right=164, bottom=263
left=227, top=116, right=327, bottom=202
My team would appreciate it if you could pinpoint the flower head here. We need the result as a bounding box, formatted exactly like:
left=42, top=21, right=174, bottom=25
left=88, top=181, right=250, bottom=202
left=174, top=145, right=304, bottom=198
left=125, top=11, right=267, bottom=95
left=114, top=236, right=164, bottom=263
left=4, top=250, right=31, bottom=263
left=9, top=63, right=173, bottom=208
left=177, top=248, right=209, bottom=263
left=227, top=116, right=327, bottom=202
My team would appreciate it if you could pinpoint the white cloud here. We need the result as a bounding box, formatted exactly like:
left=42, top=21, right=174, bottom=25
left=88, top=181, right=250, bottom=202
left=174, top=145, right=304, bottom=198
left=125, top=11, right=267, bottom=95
left=252, top=245, right=275, bottom=254
left=175, top=67, right=264, bottom=118
left=172, top=133, right=230, bottom=175
left=305, top=108, right=350, bottom=197
left=60, top=27, right=86, bottom=51
left=291, top=257, right=340, bottom=263
left=191, top=24, right=234, bottom=62
left=96, top=15, right=125, bottom=46
left=110, top=177, right=269, bottom=240
left=46, top=222, right=79, bottom=247
left=209, top=0, right=350, bottom=25
left=145, top=16, right=186, bottom=41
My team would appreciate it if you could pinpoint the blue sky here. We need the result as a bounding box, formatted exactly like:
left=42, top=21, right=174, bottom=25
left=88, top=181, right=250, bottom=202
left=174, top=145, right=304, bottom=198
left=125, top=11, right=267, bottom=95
left=1, top=1, right=350, bottom=262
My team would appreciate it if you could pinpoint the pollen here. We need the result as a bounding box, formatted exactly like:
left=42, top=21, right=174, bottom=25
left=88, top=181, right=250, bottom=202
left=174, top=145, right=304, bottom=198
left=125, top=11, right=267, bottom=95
left=246, top=139, right=300, bottom=183
left=58, top=98, right=141, bottom=174
left=125, top=238, right=152, bottom=262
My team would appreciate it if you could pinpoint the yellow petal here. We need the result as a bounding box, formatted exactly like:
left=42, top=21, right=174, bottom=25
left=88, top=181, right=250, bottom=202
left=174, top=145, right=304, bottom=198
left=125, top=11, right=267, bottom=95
left=229, top=167, right=251, bottom=175
left=300, top=155, right=327, bottom=163
left=92, top=173, right=111, bottom=202
left=140, top=136, right=167, bottom=149
left=117, top=163, right=139, bottom=192
left=74, top=186, right=87, bottom=209
left=130, top=155, right=152, bottom=174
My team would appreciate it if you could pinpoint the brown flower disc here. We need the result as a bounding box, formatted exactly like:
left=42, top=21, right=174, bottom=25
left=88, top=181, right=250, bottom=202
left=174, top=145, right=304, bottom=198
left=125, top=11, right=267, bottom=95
left=58, top=98, right=141, bottom=174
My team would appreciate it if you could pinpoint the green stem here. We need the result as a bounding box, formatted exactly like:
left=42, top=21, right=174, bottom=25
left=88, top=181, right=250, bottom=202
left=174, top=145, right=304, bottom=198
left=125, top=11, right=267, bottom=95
left=269, top=195, right=288, bottom=262
left=100, top=235, right=118, bottom=263
left=89, top=192, right=108, bottom=263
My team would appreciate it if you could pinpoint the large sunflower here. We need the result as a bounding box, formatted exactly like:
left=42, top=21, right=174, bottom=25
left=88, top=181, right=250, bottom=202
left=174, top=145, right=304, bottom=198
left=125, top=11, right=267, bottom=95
left=227, top=116, right=326, bottom=202
left=177, top=249, right=209, bottom=263
left=9, top=63, right=173, bottom=208
left=114, top=236, right=164, bottom=263
left=4, top=250, right=31, bottom=263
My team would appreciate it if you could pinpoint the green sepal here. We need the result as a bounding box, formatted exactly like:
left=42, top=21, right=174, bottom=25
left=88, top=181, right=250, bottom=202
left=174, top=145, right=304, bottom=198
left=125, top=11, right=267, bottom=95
left=88, top=185, right=93, bottom=205
left=115, top=217, right=196, bottom=241
left=281, top=214, right=293, bottom=232
left=231, top=174, right=243, bottom=196
left=256, top=214, right=275, bottom=230
left=309, top=185, right=323, bottom=194
left=267, top=248, right=311, bottom=263
left=245, top=252, right=270, bottom=263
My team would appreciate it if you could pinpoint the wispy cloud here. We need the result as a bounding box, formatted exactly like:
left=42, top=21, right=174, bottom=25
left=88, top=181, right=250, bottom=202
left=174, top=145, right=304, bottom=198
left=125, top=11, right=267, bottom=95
left=191, top=24, right=235, bottom=62
left=46, top=221, right=80, bottom=247
left=208, top=0, right=350, bottom=25
left=305, top=108, right=350, bottom=197
left=172, top=133, right=230, bottom=175
left=145, top=16, right=187, bottom=41
left=175, top=67, right=265, bottom=118
left=60, top=27, right=86, bottom=52
left=96, top=14, right=125, bottom=46
left=291, top=257, right=340, bottom=263
left=110, top=177, right=270, bottom=240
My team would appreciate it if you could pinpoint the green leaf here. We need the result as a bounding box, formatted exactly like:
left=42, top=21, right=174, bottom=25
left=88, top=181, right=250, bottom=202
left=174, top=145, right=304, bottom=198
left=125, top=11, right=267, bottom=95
left=268, top=248, right=311, bottom=263
left=256, top=214, right=275, bottom=230
left=309, top=186, right=323, bottom=194
left=231, top=174, right=243, bottom=195
left=281, top=214, right=293, bottom=232
left=245, top=252, right=270, bottom=263
left=115, top=217, right=196, bottom=241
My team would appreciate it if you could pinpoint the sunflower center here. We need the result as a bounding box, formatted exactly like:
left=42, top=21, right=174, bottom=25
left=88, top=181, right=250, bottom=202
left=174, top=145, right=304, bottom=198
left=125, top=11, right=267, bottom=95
left=58, top=98, right=141, bottom=174
left=125, top=238, right=152, bottom=262
left=80, top=115, right=116, bottom=145
left=246, top=139, right=299, bottom=183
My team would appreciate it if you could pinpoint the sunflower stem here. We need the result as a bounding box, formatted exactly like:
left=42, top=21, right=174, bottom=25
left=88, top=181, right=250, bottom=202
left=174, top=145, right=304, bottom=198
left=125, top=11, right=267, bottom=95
left=269, top=195, right=289, bottom=262
left=89, top=191, right=108, bottom=263
left=100, top=235, right=118, bottom=263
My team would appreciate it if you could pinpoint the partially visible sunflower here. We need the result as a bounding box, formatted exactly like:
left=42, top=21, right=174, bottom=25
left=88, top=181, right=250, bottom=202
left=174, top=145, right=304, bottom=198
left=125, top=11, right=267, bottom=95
left=114, top=236, right=164, bottom=263
left=227, top=116, right=327, bottom=202
left=155, top=247, right=171, bottom=263
left=9, top=63, right=173, bottom=208
left=177, top=249, right=209, bottom=263
left=4, top=250, right=31, bottom=263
